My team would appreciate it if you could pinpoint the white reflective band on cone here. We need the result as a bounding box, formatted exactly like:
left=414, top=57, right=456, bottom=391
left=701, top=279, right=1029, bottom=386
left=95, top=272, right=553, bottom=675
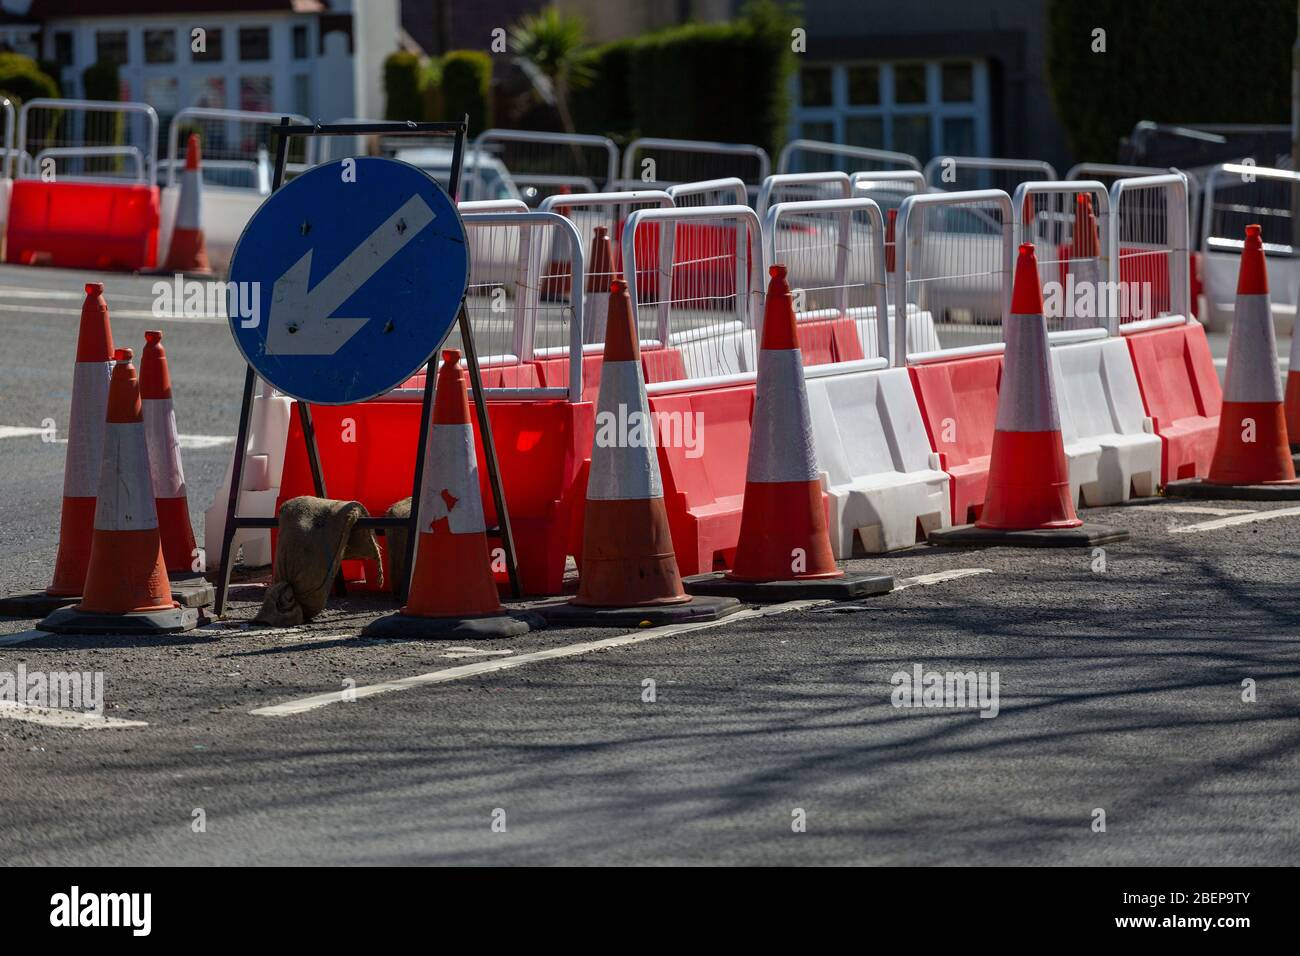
left=996, top=313, right=1060, bottom=433
left=1223, top=293, right=1283, bottom=404
left=177, top=169, right=202, bottom=229
left=143, top=399, right=187, bottom=498
left=63, top=361, right=112, bottom=498
left=418, top=423, right=486, bottom=534
left=588, top=359, right=662, bottom=501
left=747, top=348, right=819, bottom=484
left=93, top=424, right=159, bottom=531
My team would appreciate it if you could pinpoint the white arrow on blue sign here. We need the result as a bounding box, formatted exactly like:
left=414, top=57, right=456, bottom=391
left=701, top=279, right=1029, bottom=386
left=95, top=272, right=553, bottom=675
left=227, top=157, right=468, bottom=405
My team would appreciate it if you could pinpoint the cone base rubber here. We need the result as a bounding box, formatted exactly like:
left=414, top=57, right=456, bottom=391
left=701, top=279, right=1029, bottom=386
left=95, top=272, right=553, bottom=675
left=37, top=604, right=200, bottom=635
left=362, top=609, right=543, bottom=640
left=538, top=594, right=741, bottom=628
left=928, top=523, right=1129, bottom=548
left=0, top=591, right=80, bottom=617
left=684, top=571, right=894, bottom=603
left=1163, top=477, right=1300, bottom=501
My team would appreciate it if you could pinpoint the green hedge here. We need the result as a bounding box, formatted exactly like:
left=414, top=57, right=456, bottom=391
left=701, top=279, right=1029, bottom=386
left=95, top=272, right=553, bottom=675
left=1046, top=0, right=1294, bottom=161
left=571, top=39, right=636, bottom=139
left=572, top=1, right=795, bottom=154
left=383, top=51, right=424, bottom=121
left=439, top=50, right=492, bottom=134
left=0, top=52, right=59, bottom=106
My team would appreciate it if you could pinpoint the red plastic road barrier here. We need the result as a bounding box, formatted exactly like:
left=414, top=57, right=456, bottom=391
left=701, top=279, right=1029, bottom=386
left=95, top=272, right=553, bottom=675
left=646, top=382, right=755, bottom=576
left=909, top=354, right=1004, bottom=526
left=277, top=398, right=594, bottom=595
left=1125, top=322, right=1222, bottom=483
left=797, top=316, right=864, bottom=366
left=5, top=180, right=160, bottom=271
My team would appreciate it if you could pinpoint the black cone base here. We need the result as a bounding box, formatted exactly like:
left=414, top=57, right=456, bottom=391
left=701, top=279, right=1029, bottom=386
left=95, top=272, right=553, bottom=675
left=928, top=524, right=1129, bottom=547
left=37, top=604, right=201, bottom=635
left=1165, top=477, right=1300, bottom=501
left=683, top=571, right=894, bottom=603
left=539, top=595, right=741, bottom=627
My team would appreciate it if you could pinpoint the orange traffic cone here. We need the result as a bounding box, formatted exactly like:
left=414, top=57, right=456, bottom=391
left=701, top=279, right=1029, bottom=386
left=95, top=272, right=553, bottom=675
left=1168, top=224, right=1300, bottom=499
left=542, top=279, right=740, bottom=624
left=38, top=349, right=199, bottom=634
left=1, top=284, right=113, bottom=617
left=583, top=226, right=615, bottom=344
left=1065, top=193, right=1102, bottom=331
left=929, top=244, right=1128, bottom=546
left=141, top=330, right=201, bottom=574
left=363, top=350, right=536, bottom=638
left=687, top=265, right=893, bottom=600
left=163, top=133, right=211, bottom=274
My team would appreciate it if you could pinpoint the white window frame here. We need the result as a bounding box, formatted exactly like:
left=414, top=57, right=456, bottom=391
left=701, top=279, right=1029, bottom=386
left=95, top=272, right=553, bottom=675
left=791, top=60, right=990, bottom=162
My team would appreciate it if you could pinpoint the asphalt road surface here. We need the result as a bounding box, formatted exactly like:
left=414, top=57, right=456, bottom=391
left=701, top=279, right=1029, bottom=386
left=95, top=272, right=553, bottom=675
left=1, top=264, right=1298, bottom=866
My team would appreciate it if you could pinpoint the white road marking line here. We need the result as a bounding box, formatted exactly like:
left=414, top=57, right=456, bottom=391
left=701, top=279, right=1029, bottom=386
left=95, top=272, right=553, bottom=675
left=0, top=303, right=226, bottom=324
left=893, top=568, right=993, bottom=590
left=1156, top=504, right=1254, bottom=517
left=0, top=701, right=148, bottom=729
left=0, top=426, right=47, bottom=439
left=1170, top=505, right=1300, bottom=533
left=440, top=646, right=515, bottom=659
left=0, top=425, right=232, bottom=450
left=0, top=631, right=47, bottom=647
left=251, top=599, right=829, bottom=717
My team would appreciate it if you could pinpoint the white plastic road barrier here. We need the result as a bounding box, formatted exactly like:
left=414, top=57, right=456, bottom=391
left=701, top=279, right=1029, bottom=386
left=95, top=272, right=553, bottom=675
left=204, top=380, right=292, bottom=570
left=806, top=362, right=951, bottom=554
left=1050, top=333, right=1160, bottom=504
left=470, top=129, right=620, bottom=203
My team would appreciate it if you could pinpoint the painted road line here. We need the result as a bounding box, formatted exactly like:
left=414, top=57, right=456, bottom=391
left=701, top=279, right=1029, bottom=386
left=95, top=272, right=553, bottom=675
left=252, top=599, right=830, bottom=718
left=1170, top=506, right=1300, bottom=534
left=893, top=568, right=993, bottom=591
left=0, top=303, right=227, bottom=325
left=0, top=631, right=47, bottom=648
left=0, top=426, right=48, bottom=439
left=0, top=426, right=233, bottom=450
left=1155, top=504, right=1254, bottom=517
left=440, top=647, right=516, bottom=660
left=0, top=701, right=148, bottom=730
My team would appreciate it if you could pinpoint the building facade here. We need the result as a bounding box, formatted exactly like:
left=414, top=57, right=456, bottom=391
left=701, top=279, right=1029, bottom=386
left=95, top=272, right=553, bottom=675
left=1, top=1, right=399, bottom=128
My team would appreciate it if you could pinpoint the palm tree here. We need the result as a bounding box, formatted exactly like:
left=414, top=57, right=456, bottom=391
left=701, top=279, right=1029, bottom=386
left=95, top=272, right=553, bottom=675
left=510, top=7, right=591, bottom=135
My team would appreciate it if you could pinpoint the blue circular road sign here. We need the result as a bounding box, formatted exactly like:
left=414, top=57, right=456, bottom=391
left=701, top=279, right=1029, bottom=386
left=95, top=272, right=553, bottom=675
left=228, top=156, right=468, bottom=405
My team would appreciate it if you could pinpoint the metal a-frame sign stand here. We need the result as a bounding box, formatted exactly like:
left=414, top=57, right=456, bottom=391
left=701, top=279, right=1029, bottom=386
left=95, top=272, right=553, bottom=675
left=213, top=116, right=520, bottom=617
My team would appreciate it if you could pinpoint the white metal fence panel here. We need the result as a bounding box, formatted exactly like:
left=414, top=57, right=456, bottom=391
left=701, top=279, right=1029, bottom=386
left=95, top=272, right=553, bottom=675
left=437, top=211, right=585, bottom=401
left=923, top=156, right=1056, bottom=194
left=777, top=138, right=921, bottom=174
left=764, top=197, right=890, bottom=362
left=165, top=107, right=313, bottom=189
left=471, top=129, right=619, bottom=206
left=893, top=189, right=1014, bottom=365
left=1, top=97, right=15, bottom=179
left=756, top=171, right=851, bottom=219
left=667, top=177, right=748, bottom=208
left=16, top=99, right=158, bottom=183
left=621, top=204, right=765, bottom=385
left=851, top=169, right=926, bottom=202
left=1108, top=174, right=1190, bottom=334
left=617, top=137, right=770, bottom=196
left=1198, top=163, right=1300, bottom=329
left=1013, top=180, right=1112, bottom=334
